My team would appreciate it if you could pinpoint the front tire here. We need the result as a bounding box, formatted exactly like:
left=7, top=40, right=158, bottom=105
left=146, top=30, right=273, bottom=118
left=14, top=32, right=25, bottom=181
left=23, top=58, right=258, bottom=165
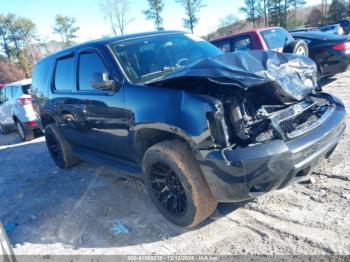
left=45, top=123, right=80, bottom=169
left=143, top=140, right=217, bottom=228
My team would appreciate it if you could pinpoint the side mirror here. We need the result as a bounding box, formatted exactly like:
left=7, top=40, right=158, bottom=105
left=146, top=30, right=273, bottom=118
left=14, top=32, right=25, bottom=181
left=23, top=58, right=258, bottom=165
left=90, top=72, right=115, bottom=90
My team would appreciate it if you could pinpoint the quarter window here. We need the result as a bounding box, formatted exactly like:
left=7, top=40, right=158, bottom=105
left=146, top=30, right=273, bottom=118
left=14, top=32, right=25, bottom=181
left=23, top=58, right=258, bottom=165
left=54, top=56, right=75, bottom=91
left=78, top=52, right=108, bottom=91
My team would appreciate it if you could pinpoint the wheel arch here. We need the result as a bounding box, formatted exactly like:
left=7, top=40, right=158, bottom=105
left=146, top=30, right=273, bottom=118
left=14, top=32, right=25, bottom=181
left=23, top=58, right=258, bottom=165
left=134, top=124, right=197, bottom=164
left=41, top=113, right=55, bottom=128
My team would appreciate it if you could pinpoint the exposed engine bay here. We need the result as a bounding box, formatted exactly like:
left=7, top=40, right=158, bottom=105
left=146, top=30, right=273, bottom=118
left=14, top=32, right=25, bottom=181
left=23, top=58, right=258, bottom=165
left=217, top=89, right=332, bottom=147
left=149, top=50, right=331, bottom=147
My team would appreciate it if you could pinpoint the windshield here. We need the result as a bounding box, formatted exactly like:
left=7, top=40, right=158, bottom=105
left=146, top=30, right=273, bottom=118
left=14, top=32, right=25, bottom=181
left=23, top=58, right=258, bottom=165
left=111, top=33, right=222, bottom=83
left=261, top=28, right=294, bottom=49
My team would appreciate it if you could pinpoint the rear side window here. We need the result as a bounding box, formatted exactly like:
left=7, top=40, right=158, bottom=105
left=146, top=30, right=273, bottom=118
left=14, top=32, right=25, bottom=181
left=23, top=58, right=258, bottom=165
left=214, top=40, right=231, bottom=53
left=78, top=52, right=108, bottom=91
left=32, top=60, right=51, bottom=96
left=21, top=84, right=31, bottom=95
left=54, top=56, right=75, bottom=91
left=232, top=36, right=251, bottom=51
left=261, top=28, right=293, bottom=49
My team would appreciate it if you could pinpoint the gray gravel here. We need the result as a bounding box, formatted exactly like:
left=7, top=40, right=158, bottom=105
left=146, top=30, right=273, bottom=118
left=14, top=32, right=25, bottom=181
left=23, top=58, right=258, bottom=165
left=0, top=71, right=349, bottom=256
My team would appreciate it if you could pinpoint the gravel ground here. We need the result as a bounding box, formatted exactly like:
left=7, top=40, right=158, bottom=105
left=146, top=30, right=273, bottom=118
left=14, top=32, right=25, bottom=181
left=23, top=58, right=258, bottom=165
left=0, top=71, right=349, bottom=256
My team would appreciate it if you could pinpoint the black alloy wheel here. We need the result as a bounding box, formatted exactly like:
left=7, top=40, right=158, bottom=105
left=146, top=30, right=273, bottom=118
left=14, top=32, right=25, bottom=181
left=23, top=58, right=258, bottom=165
left=149, top=162, right=188, bottom=216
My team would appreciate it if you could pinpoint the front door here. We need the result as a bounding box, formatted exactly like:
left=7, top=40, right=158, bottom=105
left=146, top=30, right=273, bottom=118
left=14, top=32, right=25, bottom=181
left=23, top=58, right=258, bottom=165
left=53, top=49, right=133, bottom=162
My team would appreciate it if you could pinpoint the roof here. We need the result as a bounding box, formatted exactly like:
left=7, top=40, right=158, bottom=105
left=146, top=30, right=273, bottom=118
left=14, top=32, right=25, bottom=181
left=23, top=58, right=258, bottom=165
left=210, top=27, right=281, bottom=42
left=40, top=30, right=185, bottom=62
left=5, top=78, right=32, bottom=87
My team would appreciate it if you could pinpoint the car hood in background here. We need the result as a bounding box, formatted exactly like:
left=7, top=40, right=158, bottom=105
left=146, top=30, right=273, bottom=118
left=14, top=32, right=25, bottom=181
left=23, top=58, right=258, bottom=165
left=148, top=50, right=318, bottom=103
left=292, top=31, right=350, bottom=42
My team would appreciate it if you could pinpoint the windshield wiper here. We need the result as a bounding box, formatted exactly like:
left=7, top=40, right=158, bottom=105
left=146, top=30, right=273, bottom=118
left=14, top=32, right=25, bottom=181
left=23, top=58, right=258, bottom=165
left=141, top=65, right=182, bottom=84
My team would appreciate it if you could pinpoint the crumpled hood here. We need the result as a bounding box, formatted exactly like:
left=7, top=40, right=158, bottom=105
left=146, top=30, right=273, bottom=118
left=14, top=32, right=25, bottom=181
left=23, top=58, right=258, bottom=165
left=149, top=50, right=318, bottom=102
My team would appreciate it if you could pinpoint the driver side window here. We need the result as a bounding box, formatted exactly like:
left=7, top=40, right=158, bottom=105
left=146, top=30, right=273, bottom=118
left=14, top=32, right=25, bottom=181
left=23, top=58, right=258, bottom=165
left=78, top=51, right=109, bottom=91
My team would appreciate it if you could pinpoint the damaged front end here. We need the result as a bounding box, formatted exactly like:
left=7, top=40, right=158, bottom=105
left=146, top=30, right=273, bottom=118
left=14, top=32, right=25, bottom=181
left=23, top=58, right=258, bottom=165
left=149, top=50, right=346, bottom=202
left=150, top=50, right=324, bottom=148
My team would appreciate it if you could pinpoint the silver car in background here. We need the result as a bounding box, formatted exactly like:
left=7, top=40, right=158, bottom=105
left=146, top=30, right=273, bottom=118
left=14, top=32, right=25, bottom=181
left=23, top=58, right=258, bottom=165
left=0, top=79, right=41, bottom=141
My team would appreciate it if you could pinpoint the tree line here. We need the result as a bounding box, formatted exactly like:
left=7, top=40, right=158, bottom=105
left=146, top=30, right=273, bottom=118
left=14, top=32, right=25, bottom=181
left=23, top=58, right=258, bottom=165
left=239, top=0, right=307, bottom=28
left=240, top=0, right=350, bottom=29
left=0, top=13, right=79, bottom=82
left=1, top=0, right=350, bottom=83
left=100, top=0, right=205, bottom=34
left=0, top=0, right=206, bottom=82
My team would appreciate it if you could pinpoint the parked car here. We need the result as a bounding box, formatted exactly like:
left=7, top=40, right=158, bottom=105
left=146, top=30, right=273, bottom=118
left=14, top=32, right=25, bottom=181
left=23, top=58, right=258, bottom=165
left=32, top=31, right=346, bottom=227
left=291, top=31, right=350, bottom=77
left=211, top=27, right=309, bottom=56
left=320, top=24, right=344, bottom=35
left=0, top=79, right=41, bottom=141
left=288, top=27, right=320, bottom=33
left=338, top=19, right=350, bottom=34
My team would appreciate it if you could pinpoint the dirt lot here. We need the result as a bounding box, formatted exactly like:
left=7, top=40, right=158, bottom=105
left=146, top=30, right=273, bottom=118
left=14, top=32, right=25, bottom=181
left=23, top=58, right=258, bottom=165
left=0, top=71, right=350, bottom=256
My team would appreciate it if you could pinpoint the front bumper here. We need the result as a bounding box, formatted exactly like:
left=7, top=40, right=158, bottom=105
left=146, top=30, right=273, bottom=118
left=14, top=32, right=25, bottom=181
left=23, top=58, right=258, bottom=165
left=198, top=94, right=346, bottom=202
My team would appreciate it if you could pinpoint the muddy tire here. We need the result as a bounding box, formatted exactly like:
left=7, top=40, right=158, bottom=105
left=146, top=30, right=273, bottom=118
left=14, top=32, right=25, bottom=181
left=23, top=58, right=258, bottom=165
left=142, top=140, right=217, bottom=228
left=16, top=120, right=34, bottom=142
left=45, top=123, right=80, bottom=169
left=283, top=40, right=309, bottom=56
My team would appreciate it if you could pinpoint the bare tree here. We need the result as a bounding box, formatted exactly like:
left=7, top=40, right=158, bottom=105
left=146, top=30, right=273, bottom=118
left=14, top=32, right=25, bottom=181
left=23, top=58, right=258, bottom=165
left=100, top=0, right=134, bottom=36
left=240, top=0, right=258, bottom=27
left=219, top=14, right=238, bottom=28
left=176, top=0, right=206, bottom=34
left=144, top=0, right=164, bottom=31
left=53, top=15, right=79, bottom=47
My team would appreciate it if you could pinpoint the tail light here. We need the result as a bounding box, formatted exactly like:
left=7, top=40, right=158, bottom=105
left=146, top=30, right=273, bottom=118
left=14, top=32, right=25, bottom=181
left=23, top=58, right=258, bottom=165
left=17, top=97, right=32, bottom=105
left=26, top=121, right=37, bottom=127
left=332, top=42, right=350, bottom=51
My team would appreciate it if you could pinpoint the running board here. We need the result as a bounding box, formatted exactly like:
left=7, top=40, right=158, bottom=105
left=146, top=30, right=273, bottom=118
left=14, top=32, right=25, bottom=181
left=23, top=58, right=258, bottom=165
left=72, top=147, right=142, bottom=176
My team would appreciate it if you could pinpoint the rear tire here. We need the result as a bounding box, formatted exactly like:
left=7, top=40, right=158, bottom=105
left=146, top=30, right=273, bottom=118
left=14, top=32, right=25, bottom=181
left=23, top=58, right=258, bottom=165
left=16, top=120, right=34, bottom=142
left=283, top=40, right=309, bottom=56
left=142, top=140, right=217, bottom=228
left=45, top=123, right=80, bottom=169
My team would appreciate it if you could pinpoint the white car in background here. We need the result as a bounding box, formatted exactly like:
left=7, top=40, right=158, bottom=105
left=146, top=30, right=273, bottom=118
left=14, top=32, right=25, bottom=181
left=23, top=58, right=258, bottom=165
left=320, top=24, right=345, bottom=35
left=0, top=79, right=41, bottom=141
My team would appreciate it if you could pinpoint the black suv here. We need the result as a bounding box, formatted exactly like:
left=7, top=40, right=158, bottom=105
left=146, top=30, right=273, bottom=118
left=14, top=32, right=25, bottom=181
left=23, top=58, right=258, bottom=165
left=32, top=31, right=346, bottom=228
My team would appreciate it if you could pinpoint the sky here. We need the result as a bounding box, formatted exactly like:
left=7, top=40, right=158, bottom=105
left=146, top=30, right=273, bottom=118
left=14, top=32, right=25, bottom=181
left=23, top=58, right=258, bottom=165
left=0, top=0, right=323, bottom=42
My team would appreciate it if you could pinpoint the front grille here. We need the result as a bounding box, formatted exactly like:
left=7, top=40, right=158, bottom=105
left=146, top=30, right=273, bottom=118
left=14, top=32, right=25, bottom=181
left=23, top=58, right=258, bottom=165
left=279, top=106, right=325, bottom=135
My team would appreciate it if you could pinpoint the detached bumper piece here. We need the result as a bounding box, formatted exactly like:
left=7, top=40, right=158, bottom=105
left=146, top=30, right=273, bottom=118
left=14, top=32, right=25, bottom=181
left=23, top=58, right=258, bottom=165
left=198, top=93, right=346, bottom=202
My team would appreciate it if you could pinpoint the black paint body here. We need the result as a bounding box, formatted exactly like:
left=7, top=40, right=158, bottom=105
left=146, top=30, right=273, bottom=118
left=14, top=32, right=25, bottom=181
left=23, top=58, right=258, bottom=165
left=32, top=31, right=346, bottom=202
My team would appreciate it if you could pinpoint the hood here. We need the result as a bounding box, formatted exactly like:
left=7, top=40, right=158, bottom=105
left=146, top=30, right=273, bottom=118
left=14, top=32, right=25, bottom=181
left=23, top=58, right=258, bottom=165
left=148, top=50, right=318, bottom=103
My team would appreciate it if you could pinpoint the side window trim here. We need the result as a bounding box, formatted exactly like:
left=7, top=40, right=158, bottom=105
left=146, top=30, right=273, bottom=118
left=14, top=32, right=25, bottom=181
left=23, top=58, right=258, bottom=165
left=76, top=48, right=111, bottom=93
